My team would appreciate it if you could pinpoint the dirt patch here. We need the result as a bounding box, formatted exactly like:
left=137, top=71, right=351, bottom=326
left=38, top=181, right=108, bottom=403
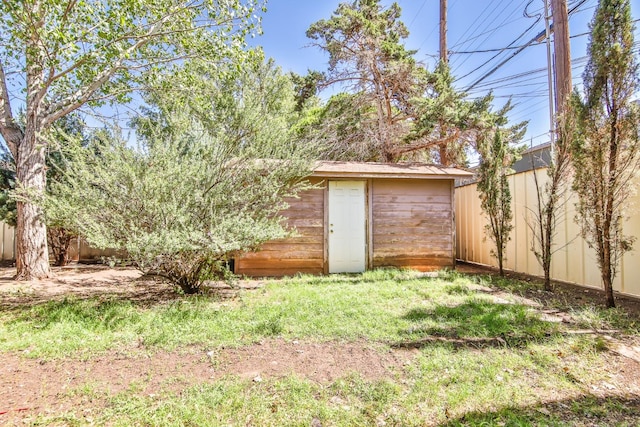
left=0, top=265, right=165, bottom=308
left=218, top=339, right=414, bottom=383
left=0, top=339, right=415, bottom=423
left=0, top=264, right=260, bottom=309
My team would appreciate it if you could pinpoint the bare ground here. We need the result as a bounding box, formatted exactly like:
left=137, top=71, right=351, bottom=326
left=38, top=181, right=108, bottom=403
left=0, top=264, right=639, bottom=425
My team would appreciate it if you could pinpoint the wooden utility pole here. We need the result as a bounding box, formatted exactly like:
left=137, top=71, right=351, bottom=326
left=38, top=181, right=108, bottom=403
left=544, top=0, right=555, bottom=150
left=551, top=0, right=571, bottom=112
left=440, top=0, right=448, bottom=64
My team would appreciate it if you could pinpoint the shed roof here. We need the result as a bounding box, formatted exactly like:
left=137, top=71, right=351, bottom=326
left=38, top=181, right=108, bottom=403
left=311, top=161, right=473, bottom=180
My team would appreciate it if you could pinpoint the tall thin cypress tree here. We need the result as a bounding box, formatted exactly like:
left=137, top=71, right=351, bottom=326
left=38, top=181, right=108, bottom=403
left=571, top=0, right=640, bottom=308
left=477, top=129, right=520, bottom=276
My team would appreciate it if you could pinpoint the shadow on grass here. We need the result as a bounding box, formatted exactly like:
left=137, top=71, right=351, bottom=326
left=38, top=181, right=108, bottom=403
left=0, top=273, right=247, bottom=313
left=0, top=282, right=185, bottom=312
left=394, top=299, right=559, bottom=349
left=439, top=394, right=640, bottom=426
left=2, top=289, right=232, bottom=335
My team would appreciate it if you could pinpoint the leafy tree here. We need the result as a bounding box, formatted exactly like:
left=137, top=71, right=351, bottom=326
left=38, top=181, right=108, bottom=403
left=294, top=92, right=385, bottom=161
left=570, top=0, right=640, bottom=308
left=477, top=128, right=523, bottom=276
left=527, top=110, right=575, bottom=291
left=0, top=114, right=86, bottom=266
left=0, top=0, right=261, bottom=279
left=47, top=58, right=317, bottom=294
left=0, top=149, right=16, bottom=227
left=44, top=115, right=88, bottom=266
left=290, top=71, right=323, bottom=113
left=408, top=63, right=516, bottom=166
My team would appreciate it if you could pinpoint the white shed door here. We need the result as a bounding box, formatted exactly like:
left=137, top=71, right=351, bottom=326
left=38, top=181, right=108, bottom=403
left=328, top=181, right=366, bottom=273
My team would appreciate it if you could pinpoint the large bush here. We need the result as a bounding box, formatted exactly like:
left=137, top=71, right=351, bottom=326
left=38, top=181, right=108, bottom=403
left=47, top=58, right=317, bottom=293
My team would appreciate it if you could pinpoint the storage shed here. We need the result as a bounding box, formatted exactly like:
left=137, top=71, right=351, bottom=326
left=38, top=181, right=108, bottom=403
left=235, top=161, right=473, bottom=277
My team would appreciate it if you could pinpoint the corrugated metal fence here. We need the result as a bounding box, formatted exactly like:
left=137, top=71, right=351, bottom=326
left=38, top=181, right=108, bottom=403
left=455, top=168, right=640, bottom=299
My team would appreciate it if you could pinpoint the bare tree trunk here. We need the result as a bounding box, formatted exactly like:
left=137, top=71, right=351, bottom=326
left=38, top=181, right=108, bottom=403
left=542, top=185, right=556, bottom=291
left=15, top=128, right=51, bottom=280
left=47, top=227, right=74, bottom=267
left=496, top=230, right=505, bottom=276
left=602, top=264, right=615, bottom=308
left=13, top=3, right=51, bottom=280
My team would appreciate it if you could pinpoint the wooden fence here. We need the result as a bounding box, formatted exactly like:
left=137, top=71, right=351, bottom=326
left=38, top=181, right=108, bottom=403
left=455, top=168, right=640, bottom=299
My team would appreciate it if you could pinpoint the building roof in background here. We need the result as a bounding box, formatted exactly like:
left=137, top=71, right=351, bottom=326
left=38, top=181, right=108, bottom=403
left=512, top=143, right=551, bottom=174
left=312, top=161, right=473, bottom=179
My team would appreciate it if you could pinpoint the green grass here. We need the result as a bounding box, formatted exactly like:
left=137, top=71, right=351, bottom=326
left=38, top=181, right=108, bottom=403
left=2, top=268, right=639, bottom=426
left=26, top=346, right=639, bottom=426
left=0, top=269, right=561, bottom=358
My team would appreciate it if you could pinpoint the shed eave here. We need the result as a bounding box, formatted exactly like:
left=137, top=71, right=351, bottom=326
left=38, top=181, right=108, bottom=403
left=310, top=161, right=473, bottom=180
left=310, top=171, right=471, bottom=180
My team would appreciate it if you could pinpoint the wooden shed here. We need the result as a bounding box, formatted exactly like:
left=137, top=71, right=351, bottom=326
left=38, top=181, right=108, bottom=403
left=235, top=161, right=473, bottom=277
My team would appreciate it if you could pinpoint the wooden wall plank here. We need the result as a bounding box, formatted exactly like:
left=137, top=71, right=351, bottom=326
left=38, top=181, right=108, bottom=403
left=237, top=267, right=323, bottom=277
left=373, top=179, right=451, bottom=196
left=373, top=210, right=451, bottom=220
left=371, top=178, right=454, bottom=271
left=373, top=195, right=451, bottom=204
left=236, top=183, right=326, bottom=277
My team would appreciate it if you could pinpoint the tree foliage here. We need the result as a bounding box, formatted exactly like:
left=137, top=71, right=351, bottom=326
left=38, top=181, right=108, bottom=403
left=305, top=0, right=425, bottom=162
left=408, top=64, right=517, bottom=166
left=477, top=128, right=523, bottom=276
left=304, top=0, right=523, bottom=166
left=527, top=110, right=575, bottom=291
left=0, top=114, right=86, bottom=266
left=0, top=0, right=262, bottom=279
left=47, top=58, right=316, bottom=294
left=570, top=0, right=640, bottom=308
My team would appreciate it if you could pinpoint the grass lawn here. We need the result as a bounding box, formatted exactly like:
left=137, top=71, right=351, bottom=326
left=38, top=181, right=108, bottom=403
left=1, top=267, right=639, bottom=426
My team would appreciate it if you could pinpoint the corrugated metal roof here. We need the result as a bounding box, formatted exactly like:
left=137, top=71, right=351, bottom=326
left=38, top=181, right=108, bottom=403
left=311, top=161, right=473, bottom=179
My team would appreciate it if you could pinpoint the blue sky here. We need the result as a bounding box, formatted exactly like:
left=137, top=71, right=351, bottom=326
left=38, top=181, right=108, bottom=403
left=255, top=0, right=640, bottom=152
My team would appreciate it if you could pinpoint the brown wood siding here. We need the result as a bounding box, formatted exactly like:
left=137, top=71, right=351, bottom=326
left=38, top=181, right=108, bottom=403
left=235, top=180, right=325, bottom=277
left=371, top=179, right=454, bottom=271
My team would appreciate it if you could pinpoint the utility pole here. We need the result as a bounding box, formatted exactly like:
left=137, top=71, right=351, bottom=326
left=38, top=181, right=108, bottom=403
left=551, top=0, right=571, bottom=112
left=544, top=0, right=555, bottom=153
left=440, top=0, right=448, bottom=64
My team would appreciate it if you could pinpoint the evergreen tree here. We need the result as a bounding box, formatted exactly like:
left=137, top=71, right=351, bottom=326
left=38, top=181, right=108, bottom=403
left=570, top=0, right=640, bottom=308
left=306, top=0, right=426, bottom=162
left=305, top=1, right=524, bottom=166
left=477, top=128, right=523, bottom=276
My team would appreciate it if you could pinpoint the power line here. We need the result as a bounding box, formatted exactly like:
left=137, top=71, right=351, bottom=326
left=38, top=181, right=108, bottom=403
left=450, top=0, right=535, bottom=72
left=455, top=19, right=543, bottom=85
left=407, top=0, right=428, bottom=28
left=451, top=27, right=592, bottom=54
left=450, top=0, right=519, bottom=50
left=460, top=0, right=597, bottom=92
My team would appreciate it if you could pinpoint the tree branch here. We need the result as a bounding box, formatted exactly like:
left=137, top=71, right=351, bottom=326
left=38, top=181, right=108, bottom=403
left=42, top=5, right=192, bottom=127
left=0, top=61, right=23, bottom=158
left=393, top=130, right=462, bottom=156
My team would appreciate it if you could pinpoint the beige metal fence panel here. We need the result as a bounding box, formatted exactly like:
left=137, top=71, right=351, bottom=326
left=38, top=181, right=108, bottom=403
left=1, top=222, right=14, bottom=260
left=456, top=168, right=640, bottom=299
